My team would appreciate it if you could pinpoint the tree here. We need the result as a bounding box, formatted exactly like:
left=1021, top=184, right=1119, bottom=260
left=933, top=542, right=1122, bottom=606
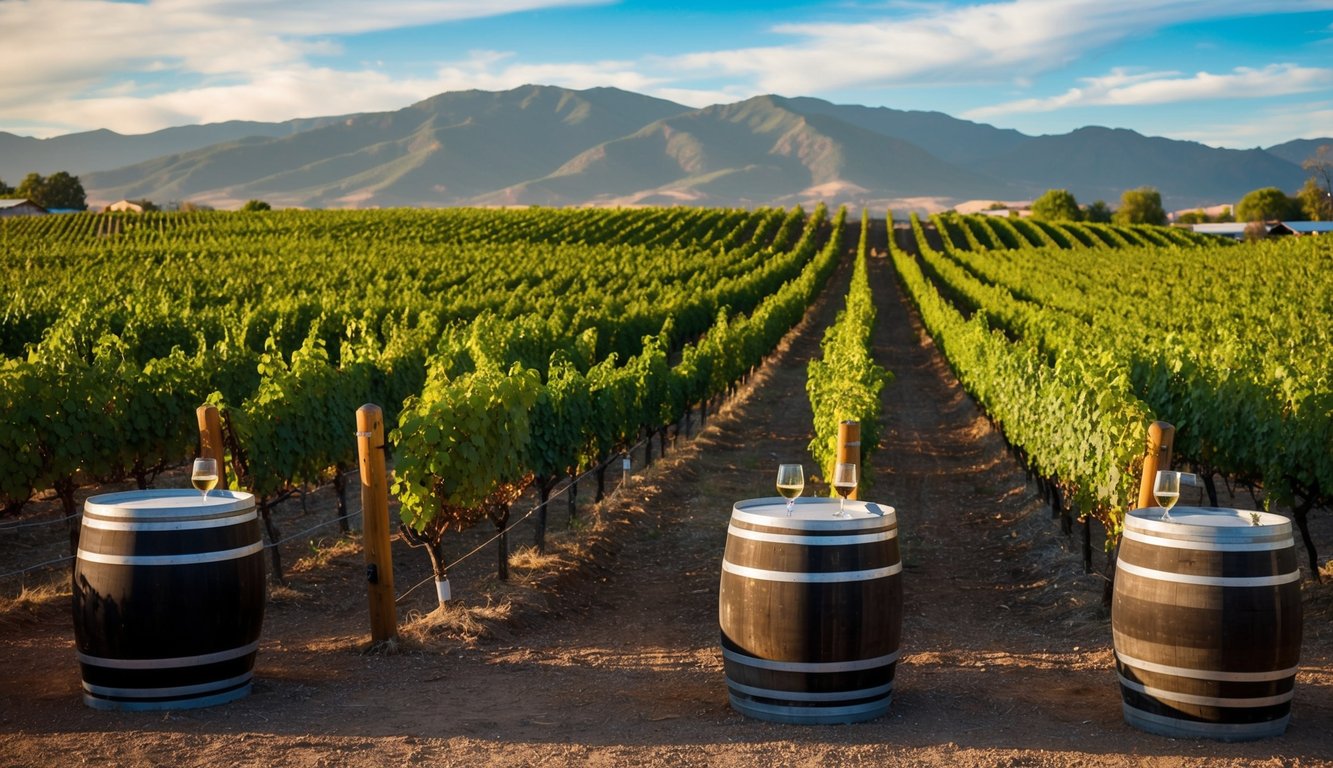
left=14, top=171, right=87, bottom=210
left=1175, top=209, right=1209, bottom=225
left=1297, top=148, right=1333, bottom=221
left=1236, top=186, right=1299, bottom=222
left=167, top=200, right=214, bottom=212
left=1113, top=187, right=1166, bottom=225
left=1244, top=220, right=1269, bottom=242
left=1031, top=189, right=1082, bottom=221
left=1083, top=200, right=1113, bottom=223
left=1297, top=177, right=1332, bottom=221
left=0, top=177, right=13, bottom=197
left=241, top=199, right=271, bottom=212
left=1301, top=145, right=1332, bottom=218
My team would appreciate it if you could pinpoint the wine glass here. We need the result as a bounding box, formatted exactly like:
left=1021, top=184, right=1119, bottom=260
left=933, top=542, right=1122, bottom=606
left=832, top=462, right=857, bottom=518
left=192, top=458, right=219, bottom=500
left=776, top=464, right=804, bottom=516
left=1153, top=470, right=1180, bottom=520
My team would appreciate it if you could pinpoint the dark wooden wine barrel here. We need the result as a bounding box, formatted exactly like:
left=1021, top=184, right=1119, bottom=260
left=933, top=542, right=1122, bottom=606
left=1112, top=506, right=1303, bottom=740
left=718, top=497, right=903, bottom=724
left=72, top=489, right=266, bottom=710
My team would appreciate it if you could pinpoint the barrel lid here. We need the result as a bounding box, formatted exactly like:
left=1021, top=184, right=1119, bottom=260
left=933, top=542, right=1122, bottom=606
left=1125, top=506, right=1292, bottom=539
left=732, top=497, right=896, bottom=530
left=84, top=489, right=256, bottom=520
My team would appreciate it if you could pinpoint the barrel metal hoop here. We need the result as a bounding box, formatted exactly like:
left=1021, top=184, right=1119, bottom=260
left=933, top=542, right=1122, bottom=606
left=1122, top=704, right=1289, bottom=740
left=76, top=541, right=264, bottom=566
left=1115, top=651, right=1299, bottom=683
left=78, top=640, right=260, bottom=670
left=84, top=490, right=255, bottom=519
left=729, top=694, right=889, bottom=723
left=726, top=525, right=896, bottom=546
left=82, top=511, right=259, bottom=532
left=1118, top=672, right=1295, bottom=708
left=722, top=559, right=902, bottom=583
left=730, top=504, right=896, bottom=531
left=727, top=679, right=894, bottom=703
left=722, top=645, right=900, bottom=673
left=82, top=670, right=254, bottom=699
left=1115, top=559, right=1301, bottom=587
left=1122, top=528, right=1294, bottom=552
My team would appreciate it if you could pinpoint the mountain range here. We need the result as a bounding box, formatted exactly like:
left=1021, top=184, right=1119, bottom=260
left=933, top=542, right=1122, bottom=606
left=1, top=85, right=1325, bottom=212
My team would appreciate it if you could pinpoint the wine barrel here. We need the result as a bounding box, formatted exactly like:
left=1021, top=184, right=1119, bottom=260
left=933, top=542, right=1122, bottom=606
left=718, top=497, right=903, bottom=724
left=72, top=489, right=266, bottom=710
left=1112, top=506, right=1303, bottom=740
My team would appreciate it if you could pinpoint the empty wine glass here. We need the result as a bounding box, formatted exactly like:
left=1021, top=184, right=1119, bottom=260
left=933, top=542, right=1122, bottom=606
left=1153, top=470, right=1180, bottom=520
left=192, top=458, right=219, bottom=500
left=776, top=464, right=804, bottom=516
left=832, top=463, right=857, bottom=518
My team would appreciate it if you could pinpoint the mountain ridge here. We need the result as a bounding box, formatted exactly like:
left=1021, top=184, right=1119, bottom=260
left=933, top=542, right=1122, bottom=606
left=2, top=84, right=1326, bottom=211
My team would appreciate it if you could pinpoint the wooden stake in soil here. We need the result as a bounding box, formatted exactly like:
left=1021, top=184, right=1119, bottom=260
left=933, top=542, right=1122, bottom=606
left=356, top=404, right=398, bottom=644
left=196, top=404, right=228, bottom=489
left=836, top=420, right=861, bottom=500
left=1134, top=421, right=1175, bottom=510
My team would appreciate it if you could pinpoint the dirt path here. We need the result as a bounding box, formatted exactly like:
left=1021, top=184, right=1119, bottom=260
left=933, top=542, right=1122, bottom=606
left=2, top=221, right=1331, bottom=767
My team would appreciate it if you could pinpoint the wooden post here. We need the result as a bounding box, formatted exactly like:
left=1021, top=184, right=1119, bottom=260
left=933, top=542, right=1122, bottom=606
left=196, top=404, right=228, bottom=489
left=357, top=404, right=397, bottom=644
left=1135, top=421, right=1175, bottom=510
left=835, top=420, right=861, bottom=500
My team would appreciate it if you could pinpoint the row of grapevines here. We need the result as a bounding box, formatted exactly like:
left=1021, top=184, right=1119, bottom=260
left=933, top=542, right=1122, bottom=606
left=921, top=225, right=1330, bottom=569
left=890, top=211, right=1154, bottom=547
left=926, top=221, right=1329, bottom=504
left=390, top=205, right=845, bottom=597
left=1, top=206, right=797, bottom=366
left=0, top=207, right=817, bottom=529
left=806, top=210, right=891, bottom=484
left=902, top=208, right=1333, bottom=572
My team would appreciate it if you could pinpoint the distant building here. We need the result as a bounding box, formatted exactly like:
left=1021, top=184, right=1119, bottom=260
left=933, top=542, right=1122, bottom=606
left=1190, top=223, right=1249, bottom=240
left=106, top=199, right=156, bottom=213
left=954, top=200, right=1033, bottom=216
left=0, top=198, right=48, bottom=217
left=1192, top=221, right=1333, bottom=240
left=1268, top=221, right=1333, bottom=236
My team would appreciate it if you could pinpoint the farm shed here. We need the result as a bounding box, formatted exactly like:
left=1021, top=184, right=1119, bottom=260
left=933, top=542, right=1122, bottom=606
left=1190, top=222, right=1248, bottom=240
left=0, top=198, right=48, bottom=217
left=1269, top=221, right=1333, bottom=236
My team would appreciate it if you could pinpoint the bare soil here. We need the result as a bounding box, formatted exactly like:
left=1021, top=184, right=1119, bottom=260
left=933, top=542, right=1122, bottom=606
left=2, top=227, right=1331, bottom=767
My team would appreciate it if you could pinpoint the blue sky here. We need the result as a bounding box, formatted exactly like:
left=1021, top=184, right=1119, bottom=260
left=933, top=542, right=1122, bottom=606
left=3, top=0, right=1332, bottom=148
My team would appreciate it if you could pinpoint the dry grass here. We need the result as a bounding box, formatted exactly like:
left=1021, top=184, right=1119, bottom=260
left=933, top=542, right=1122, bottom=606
left=289, top=535, right=363, bottom=573
left=400, top=598, right=518, bottom=647
left=0, top=579, right=69, bottom=627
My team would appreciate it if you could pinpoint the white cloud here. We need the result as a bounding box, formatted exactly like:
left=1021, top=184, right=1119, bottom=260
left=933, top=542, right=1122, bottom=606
left=964, top=64, right=1333, bottom=119
left=4, top=0, right=1333, bottom=140
left=667, top=0, right=1333, bottom=93
left=1165, top=102, right=1333, bottom=148
left=0, top=0, right=611, bottom=134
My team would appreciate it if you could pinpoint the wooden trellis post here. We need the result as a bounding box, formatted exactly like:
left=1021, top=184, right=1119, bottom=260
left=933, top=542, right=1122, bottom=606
left=836, top=420, right=861, bottom=500
left=1135, top=421, right=1175, bottom=510
left=357, top=404, right=398, bottom=644
left=196, top=404, right=228, bottom=489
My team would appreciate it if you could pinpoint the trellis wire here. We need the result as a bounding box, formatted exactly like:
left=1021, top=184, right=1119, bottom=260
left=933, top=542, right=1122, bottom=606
left=394, top=435, right=646, bottom=605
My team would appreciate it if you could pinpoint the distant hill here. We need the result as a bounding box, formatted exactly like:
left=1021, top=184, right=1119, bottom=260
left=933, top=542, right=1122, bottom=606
left=0, top=117, right=343, bottom=180
left=971, top=126, right=1310, bottom=205
left=2, top=84, right=1327, bottom=211
left=1264, top=138, right=1333, bottom=167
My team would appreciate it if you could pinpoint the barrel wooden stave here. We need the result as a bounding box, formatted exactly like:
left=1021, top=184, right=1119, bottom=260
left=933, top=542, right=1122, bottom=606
left=72, top=490, right=266, bottom=711
left=1111, top=507, right=1302, bottom=741
left=718, top=498, right=903, bottom=724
